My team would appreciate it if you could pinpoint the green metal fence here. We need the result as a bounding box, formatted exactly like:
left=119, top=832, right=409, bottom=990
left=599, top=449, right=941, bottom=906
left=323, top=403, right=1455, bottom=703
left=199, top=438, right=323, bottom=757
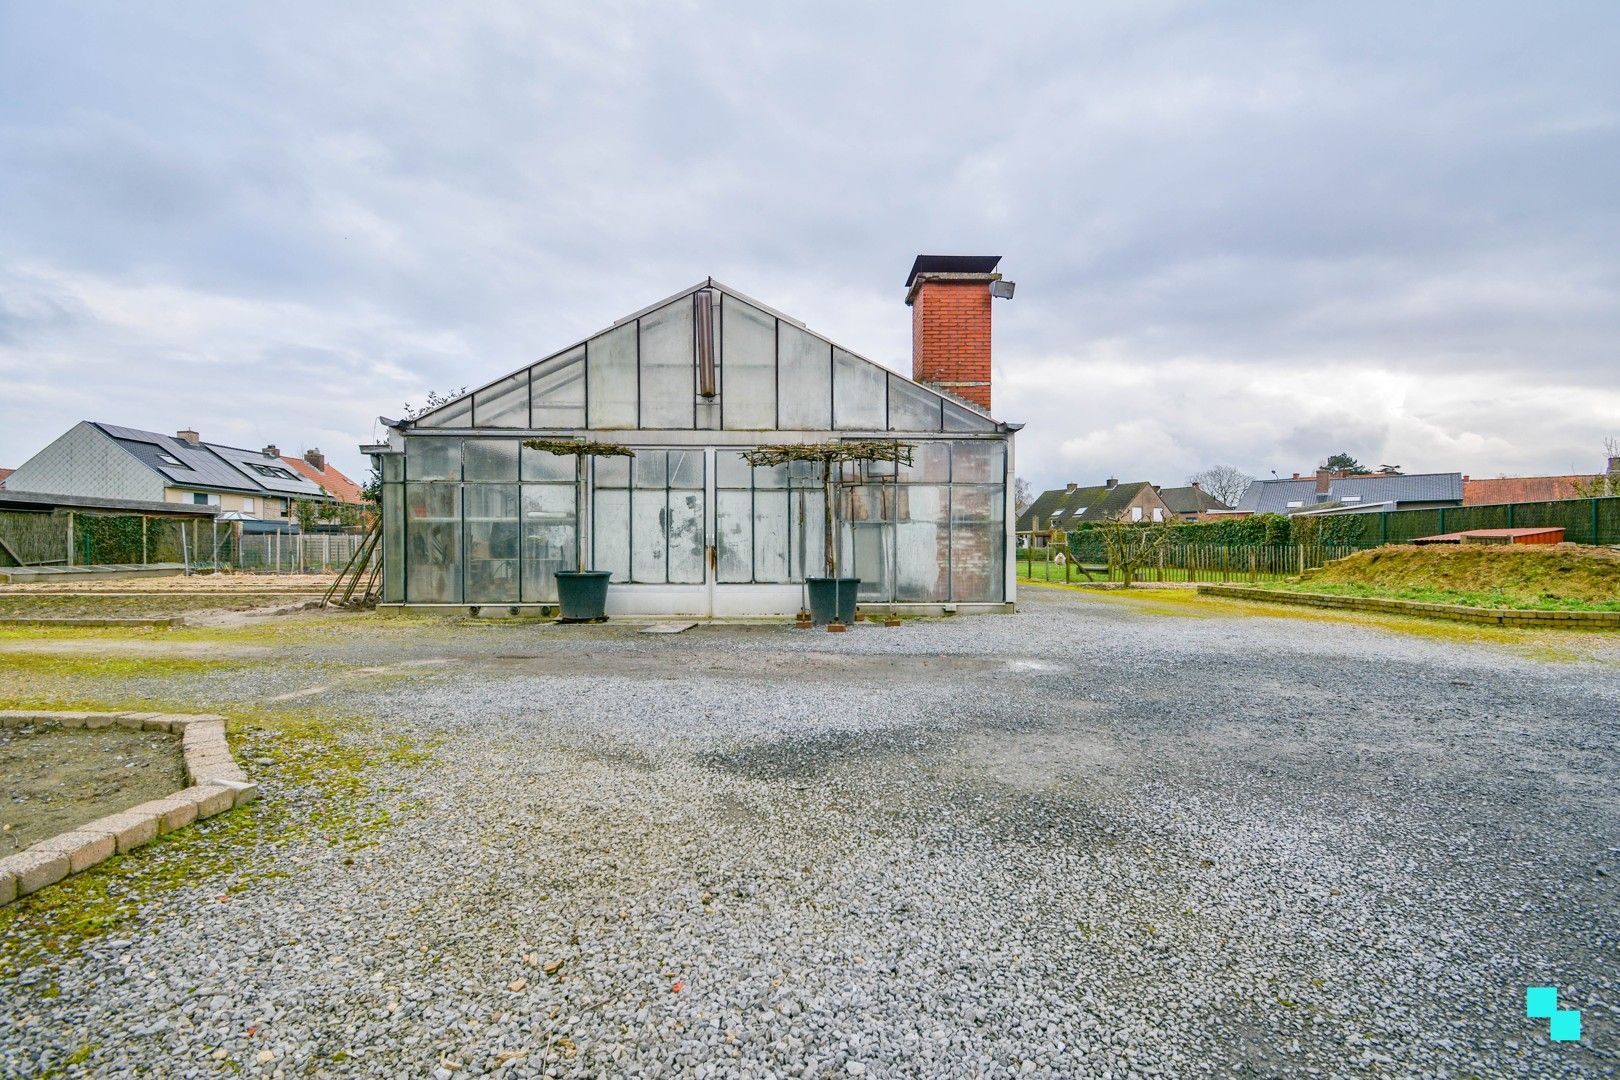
left=1368, top=497, right=1620, bottom=546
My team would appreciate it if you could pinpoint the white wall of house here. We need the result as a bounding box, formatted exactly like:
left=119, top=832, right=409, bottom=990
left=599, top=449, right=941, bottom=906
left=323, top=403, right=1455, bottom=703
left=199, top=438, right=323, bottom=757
left=3, top=421, right=166, bottom=502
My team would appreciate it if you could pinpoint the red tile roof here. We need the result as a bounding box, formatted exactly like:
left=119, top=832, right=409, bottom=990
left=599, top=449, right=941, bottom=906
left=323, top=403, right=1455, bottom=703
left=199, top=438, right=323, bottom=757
left=280, top=455, right=366, bottom=504
left=0, top=467, right=13, bottom=488
left=1463, top=475, right=1593, bottom=505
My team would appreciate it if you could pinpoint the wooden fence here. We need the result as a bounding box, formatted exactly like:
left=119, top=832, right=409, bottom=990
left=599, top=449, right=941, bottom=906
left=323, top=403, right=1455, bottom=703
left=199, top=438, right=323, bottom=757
left=1017, top=538, right=1363, bottom=584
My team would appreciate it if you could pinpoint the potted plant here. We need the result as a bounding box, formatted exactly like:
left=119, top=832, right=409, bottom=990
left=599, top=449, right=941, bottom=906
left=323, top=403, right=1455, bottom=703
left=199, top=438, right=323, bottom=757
left=741, top=441, right=913, bottom=630
left=522, top=437, right=636, bottom=622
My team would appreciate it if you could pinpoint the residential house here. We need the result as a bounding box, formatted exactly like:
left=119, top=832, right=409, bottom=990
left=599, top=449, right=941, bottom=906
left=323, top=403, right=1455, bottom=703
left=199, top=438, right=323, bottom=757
left=1235, top=470, right=1463, bottom=516
left=1017, top=479, right=1174, bottom=543
left=1463, top=457, right=1620, bottom=504
left=1154, top=482, right=1232, bottom=520
left=4, top=422, right=333, bottom=524
left=280, top=448, right=366, bottom=505
left=0, top=468, right=13, bottom=489
left=365, top=256, right=1019, bottom=615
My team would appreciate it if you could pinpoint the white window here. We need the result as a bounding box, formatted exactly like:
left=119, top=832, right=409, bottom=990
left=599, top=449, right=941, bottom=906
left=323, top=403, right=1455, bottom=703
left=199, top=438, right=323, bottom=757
left=242, top=497, right=256, bottom=515
left=1130, top=506, right=1143, bottom=522
left=1286, top=500, right=1304, bottom=509
left=1152, top=507, right=1164, bottom=522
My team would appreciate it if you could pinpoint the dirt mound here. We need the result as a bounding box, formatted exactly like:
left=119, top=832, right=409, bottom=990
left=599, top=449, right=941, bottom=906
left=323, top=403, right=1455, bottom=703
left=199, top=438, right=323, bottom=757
left=1305, top=543, right=1620, bottom=605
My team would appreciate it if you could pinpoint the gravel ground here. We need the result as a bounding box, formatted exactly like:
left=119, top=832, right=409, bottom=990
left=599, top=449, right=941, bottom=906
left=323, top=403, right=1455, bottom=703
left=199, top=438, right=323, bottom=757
left=1, top=586, right=1616, bottom=1078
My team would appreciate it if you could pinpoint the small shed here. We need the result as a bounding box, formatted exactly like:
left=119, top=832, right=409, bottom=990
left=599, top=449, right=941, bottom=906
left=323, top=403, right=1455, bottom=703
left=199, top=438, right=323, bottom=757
left=1410, top=527, right=1566, bottom=546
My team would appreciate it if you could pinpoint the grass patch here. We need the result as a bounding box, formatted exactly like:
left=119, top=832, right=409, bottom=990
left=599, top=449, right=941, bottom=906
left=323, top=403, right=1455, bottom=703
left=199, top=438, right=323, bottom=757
left=0, top=687, right=435, bottom=981
left=0, top=653, right=252, bottom=680
left=1273, top=544, right=1620, bottom=611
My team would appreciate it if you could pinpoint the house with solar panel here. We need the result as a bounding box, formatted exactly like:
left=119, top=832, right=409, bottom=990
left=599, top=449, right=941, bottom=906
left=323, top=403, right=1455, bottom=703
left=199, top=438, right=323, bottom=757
left=3, top=422, right=334, bottom=526
left=363, top=257, right=1022, bottom=616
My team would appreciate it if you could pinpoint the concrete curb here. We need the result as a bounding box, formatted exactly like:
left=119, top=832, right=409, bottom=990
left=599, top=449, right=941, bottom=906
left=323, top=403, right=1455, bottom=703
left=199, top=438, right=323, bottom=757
left=0, top=710, right=260, bottom=906
left=1196, top=585, right=1620, bottom=628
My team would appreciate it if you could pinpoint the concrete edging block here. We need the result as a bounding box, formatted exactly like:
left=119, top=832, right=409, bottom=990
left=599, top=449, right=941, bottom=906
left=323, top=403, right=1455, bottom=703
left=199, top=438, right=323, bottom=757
left=1, top=710, right=258, bottom=906
left=0, top=849, right=71, bottom=897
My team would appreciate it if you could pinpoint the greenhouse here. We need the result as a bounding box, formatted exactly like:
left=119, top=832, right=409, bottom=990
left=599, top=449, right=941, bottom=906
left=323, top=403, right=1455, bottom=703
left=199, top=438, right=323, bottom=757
left=367, top=275, right=1018, bottom=616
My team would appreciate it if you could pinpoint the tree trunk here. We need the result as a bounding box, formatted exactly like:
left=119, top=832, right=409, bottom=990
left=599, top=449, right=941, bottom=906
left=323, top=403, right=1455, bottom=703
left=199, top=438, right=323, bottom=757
left=823, top=468, right=837, bottom=577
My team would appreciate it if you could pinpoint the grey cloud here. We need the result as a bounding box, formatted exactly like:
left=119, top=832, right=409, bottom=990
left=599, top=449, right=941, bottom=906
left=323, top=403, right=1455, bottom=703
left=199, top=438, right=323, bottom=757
left=1, top=1, right=1617, bottom=485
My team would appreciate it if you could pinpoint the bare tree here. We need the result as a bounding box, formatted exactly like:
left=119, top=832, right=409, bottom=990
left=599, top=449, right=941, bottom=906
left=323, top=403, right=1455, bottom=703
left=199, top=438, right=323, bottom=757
left=1092, top=516, right=1179, bottom=587
left=1014, top=476, right=1034, bottom=519
left=1570, top=437, right=1620, bottom=498
left=1186, top=465, right=1253, bottom=508
left=403, top=387, right=468, bottom=421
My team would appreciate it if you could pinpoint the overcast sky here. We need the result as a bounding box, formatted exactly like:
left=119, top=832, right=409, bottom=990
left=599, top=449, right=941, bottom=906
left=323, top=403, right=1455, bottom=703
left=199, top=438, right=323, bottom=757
left=2, top=2, right=1617, bottom=494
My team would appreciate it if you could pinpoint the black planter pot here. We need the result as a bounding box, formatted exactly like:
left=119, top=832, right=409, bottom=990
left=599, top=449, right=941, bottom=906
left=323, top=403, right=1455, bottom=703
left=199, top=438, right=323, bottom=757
left=805, top=576, right=860, bottom=626
left=555, top=570, right=612, bottom=622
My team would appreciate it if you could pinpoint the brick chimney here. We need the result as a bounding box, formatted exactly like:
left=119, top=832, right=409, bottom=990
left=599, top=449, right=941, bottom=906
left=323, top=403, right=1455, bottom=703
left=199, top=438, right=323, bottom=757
left=1105, top=477, right=1119, bottom=489
left=176, top=428, right=200, bottom=446
left=1065, top=482, right=1077, bottom=493
left=262, top=444, right=280, bottom=459
left=304, top=448, right=327, bottom=472
left=905, top=255, right=1012, bottom=412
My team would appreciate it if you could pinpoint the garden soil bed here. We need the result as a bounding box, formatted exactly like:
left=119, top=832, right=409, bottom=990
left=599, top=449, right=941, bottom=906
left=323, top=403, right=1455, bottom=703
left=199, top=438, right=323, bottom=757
left=0, top=726, right=186, bottom=851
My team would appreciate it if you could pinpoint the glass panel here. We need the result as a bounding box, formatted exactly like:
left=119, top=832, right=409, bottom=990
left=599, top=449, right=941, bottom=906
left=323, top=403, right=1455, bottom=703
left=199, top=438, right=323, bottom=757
left=944, top=400, right=997, bottom=432
left=899, top=442, right=951, bottom=483
left=951, top=486, right=1004, bottom=603
left=951, top=440, right=1005, bottom=484
left=716, top=490, right=752, bottom=582
left=634, top=450, right=668, bottom=488
left=753, top=489, right=789, bottom=582
left=406, top=438, right=461, bottom=481
left=382, top=482, right=403, bottom=601
left=790, top=486, right=826, bottom=581
left=895, top=484, right=948, bottom=602
left=594, top=454, right=630, bottom=488
left=841, top=485, right=893, bottom=600
left=463, top=439, right=519, bottom=482
left=753, top=461, right=789, bottom=489
left=716, top=450, right=752, bottom=488
left=833, top=348, right=886, bottom=430
left=888, top=375, right=942, bottom=432
left=668, top=491, right=705, bottom=584
left=631, top=489, right=667, bottom=581
left=415, top=395, right=471, bottom=429
left=473, top=370, right=529, bottom=428
left=593, top=489, right=631, bottom=583
left=639, top=301, right=694, bottom=429
left=381, top=455, right=404, bottom=483
left=521, top=444, right=577, bottom=482
left=530, top=346, right=585, bottom=429
left=777, top=324, right=832, bottom=429
left=587, top=323, right=638, bottom=429
left=722, top=296, right=776, bottom=429
left=405, top=483, right=461, bottom=602
left=668, top=448, right=704, bottom=489
left=521, top=484, right=576, bottom=603
left=465, top=484, right=520, bottom=603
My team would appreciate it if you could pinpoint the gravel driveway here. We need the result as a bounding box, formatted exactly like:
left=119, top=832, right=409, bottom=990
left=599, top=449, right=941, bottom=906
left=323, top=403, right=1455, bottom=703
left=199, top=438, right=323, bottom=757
left=2, top=586, right=1616, bottom=1078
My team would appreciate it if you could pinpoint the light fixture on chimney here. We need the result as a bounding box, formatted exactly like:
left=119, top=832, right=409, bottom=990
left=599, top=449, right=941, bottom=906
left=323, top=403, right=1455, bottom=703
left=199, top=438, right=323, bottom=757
left=989, top=280, right=1016, bottom=300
